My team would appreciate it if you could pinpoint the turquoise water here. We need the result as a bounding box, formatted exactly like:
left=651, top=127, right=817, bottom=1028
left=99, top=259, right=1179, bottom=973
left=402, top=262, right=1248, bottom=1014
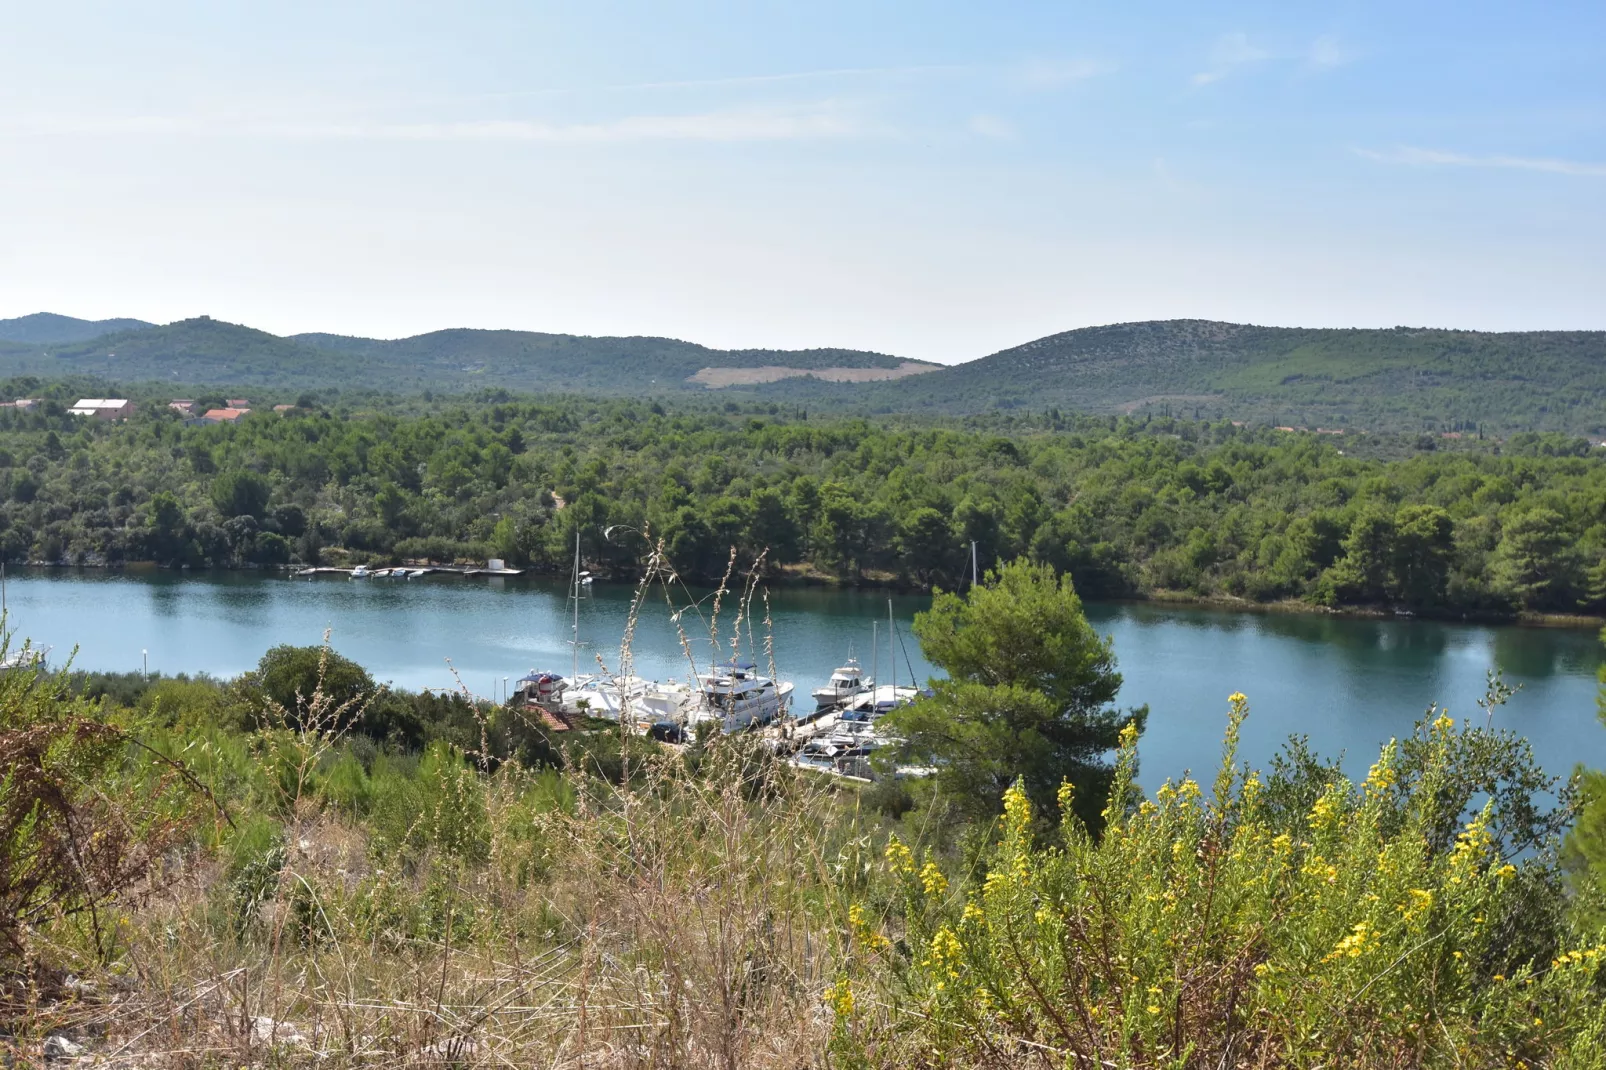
left=5, top=568, right=1603, bottom=786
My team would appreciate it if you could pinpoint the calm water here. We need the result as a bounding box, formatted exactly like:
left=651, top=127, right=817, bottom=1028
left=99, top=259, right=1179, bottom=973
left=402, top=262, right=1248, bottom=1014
left=5, top=569, right=1604, bottom=786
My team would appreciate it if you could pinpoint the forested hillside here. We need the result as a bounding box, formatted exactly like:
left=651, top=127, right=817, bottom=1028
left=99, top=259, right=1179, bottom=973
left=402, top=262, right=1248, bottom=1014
left=3, top=313, right=1603, bottom=433
left=822, top=320, right=1606, bottom=435
left=2, top=393, right=1603, bottom=619
left=0, top=312, right=153, bottom=344
left=0, top=315, right=924, bottom=393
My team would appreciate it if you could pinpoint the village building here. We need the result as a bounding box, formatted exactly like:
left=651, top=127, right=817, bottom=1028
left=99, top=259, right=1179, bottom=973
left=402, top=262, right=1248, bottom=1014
left=67, top=398, right=134, bottom=421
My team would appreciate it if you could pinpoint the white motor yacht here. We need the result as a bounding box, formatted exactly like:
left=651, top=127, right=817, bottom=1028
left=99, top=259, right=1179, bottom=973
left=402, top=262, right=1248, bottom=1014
left=687, top=661, right=794, bottom=732
left=567, top=675, right=693, bottom=726
left=350, top=565, right=371, bottom=578
left=811, top=657, right=871, bottom=710
left=0, top=645, right=50, bottom=672
left=841, top=683, right=923, bottom=717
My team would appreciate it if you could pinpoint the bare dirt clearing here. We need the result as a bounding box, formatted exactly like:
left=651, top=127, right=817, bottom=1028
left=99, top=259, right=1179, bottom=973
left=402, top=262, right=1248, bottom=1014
left=689, top=361, right=938, bottom=388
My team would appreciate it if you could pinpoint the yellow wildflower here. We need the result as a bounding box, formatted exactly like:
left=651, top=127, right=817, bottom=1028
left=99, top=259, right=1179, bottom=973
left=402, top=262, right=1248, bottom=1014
left=1057, top=779, right=1076, bottom=815
left=1003, top=781, right=1032, bottom=831
left=848, top=904, right=890, bottom=952
left=884, top=836, right=915, bottom=876
left=824, top=978, right=854, bottom=1018
left=926, top=926, right=966, bottom=982
left=919, top=861, right=948, bottom=897
left=1400, top=888, right=1434, bottom=921
left=1307, top=793, right=1340, bottom=830
left=1228, top=691, right=1247, bottom=706
left=1325, top=920, right=1377, bottom=961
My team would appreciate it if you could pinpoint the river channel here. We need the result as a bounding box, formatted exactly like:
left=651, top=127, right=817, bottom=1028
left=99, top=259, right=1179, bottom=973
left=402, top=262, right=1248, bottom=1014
left=5, top=568, right=1603, bottom=786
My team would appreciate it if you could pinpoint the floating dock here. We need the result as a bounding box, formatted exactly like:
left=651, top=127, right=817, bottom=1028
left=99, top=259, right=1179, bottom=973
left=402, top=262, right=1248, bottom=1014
left=293, top=565, right=525, bottom=578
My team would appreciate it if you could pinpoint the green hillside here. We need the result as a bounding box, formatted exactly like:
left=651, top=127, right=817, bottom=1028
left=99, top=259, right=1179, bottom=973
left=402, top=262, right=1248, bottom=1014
left=22, top=317, right=348, bottom=386
left=1, top=313, right=1603, bottom=434
left=0, top=316, right=920, bottom=392
left=291, top=327, right=915, bottom=388
left=786, top=320, right=1606, bottom=435
left=0, top=312, right=153, bottom=344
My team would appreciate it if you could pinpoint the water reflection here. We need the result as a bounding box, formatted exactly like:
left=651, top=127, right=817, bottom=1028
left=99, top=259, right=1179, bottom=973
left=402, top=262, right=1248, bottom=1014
left=1492, top=627, right=1601, bottom=680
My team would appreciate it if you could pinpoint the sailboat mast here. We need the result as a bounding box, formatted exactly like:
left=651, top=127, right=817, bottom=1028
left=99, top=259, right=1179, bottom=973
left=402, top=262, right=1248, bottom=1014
left=571, top=529, right=580, bottom=681
left=870, top=620, right=878, bottom=693
left=888, top=598, right=895, bottom=696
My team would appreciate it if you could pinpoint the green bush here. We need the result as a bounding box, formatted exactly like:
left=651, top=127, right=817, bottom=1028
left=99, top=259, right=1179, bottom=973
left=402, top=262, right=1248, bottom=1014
left=835, top=697, right=1606, bottom=1065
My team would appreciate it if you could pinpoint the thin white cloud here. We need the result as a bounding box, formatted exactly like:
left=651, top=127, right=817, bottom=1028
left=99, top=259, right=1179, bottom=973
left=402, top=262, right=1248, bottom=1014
left=1307, top=35, right=1352, bottom=70
left=446, top=64, right=973, bottom=103
left=1192, top=31, right=1269, bottom=85
left=1356, top=145, right=1606, bottom=178
left=1013, top=58, right=1118, bottom=90
left=2, top=104, right=874, bottom=143
left=967, top=114, right=1015, bottom=140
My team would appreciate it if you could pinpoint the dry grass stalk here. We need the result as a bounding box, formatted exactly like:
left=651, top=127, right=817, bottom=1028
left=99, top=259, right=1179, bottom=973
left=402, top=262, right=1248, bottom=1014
left=9, top=548, right=854, bottom=1069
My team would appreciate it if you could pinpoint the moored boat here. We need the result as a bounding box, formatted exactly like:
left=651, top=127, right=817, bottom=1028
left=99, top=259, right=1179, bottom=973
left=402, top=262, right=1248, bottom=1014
left=811, top=656, right=871, bottom=710
left=687, top=661, right=794, bottom=732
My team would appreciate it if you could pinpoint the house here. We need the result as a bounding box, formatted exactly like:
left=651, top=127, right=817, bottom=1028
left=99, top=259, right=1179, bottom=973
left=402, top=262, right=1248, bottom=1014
left=201, top=407, right=250, bottom=423
left=169, top=399, right=198, bottom=415
left=68, top=398, right=134, bottom=421
left=0, top=399, right=40, bottom=410
left=272, top=404, right=296, bottom=412
left=226, top=398, right=250, bottom=409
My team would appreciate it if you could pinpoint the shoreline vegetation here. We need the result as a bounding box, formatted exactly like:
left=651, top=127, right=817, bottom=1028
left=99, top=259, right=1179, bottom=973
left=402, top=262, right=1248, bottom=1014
left=7, top=551, right=1606, bottom=1065
left=5, top=383, right=1606, bottom=641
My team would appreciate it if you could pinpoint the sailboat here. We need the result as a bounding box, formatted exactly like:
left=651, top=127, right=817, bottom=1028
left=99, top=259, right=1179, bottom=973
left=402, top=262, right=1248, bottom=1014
left=565, top=530, right=588, bottom=690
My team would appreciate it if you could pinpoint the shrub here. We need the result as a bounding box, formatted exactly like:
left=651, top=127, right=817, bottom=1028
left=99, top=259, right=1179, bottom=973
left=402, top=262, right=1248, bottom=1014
left=0, top=651, right=191, bottom=970
left=836, top=696, right=1606, bottom=1066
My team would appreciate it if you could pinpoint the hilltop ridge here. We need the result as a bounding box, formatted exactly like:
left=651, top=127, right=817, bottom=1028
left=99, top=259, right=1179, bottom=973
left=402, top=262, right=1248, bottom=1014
left=0, top=312, right=154, bottom=345
left=0, top=312, right=1601, bottom=433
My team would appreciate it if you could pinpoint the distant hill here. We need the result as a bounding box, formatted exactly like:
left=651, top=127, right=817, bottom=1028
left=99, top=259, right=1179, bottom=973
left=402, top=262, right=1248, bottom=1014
left=291, top=328, right=926, bottom=391
left=782, top=320, right=1606, bottom=435
left=1, top=313, right=1602, bottom=433
left=0, top=316, right=933, bottom=393
left=0, top=312, right=153, bottom=345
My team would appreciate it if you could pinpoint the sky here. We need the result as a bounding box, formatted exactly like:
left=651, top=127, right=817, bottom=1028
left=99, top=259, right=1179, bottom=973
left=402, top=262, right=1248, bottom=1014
left=1, top=1, right=1602, bottom=362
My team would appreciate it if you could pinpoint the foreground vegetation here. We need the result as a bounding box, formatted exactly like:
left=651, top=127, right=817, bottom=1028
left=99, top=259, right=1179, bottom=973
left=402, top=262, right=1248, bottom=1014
left=8, top=556, right=1606, bottom=1066
left=7, top=662, right=1606, bottom=1065
left=2, top=390, right=1605, bottom=619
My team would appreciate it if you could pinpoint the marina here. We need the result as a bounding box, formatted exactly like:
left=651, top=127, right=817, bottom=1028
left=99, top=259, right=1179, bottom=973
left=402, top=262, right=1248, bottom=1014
left=1, top=567, right=1602, bottom=785
left=295, top=563, right=526, bottom=578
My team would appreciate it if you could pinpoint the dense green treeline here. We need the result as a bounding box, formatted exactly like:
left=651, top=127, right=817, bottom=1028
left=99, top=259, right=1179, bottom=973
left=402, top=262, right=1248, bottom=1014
left=1, top=392, right=1604, bottom=617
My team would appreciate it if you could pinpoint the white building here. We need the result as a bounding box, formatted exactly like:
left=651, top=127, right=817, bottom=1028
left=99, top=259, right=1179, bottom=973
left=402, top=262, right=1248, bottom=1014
left=68, top=398, right=134, bottom=421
